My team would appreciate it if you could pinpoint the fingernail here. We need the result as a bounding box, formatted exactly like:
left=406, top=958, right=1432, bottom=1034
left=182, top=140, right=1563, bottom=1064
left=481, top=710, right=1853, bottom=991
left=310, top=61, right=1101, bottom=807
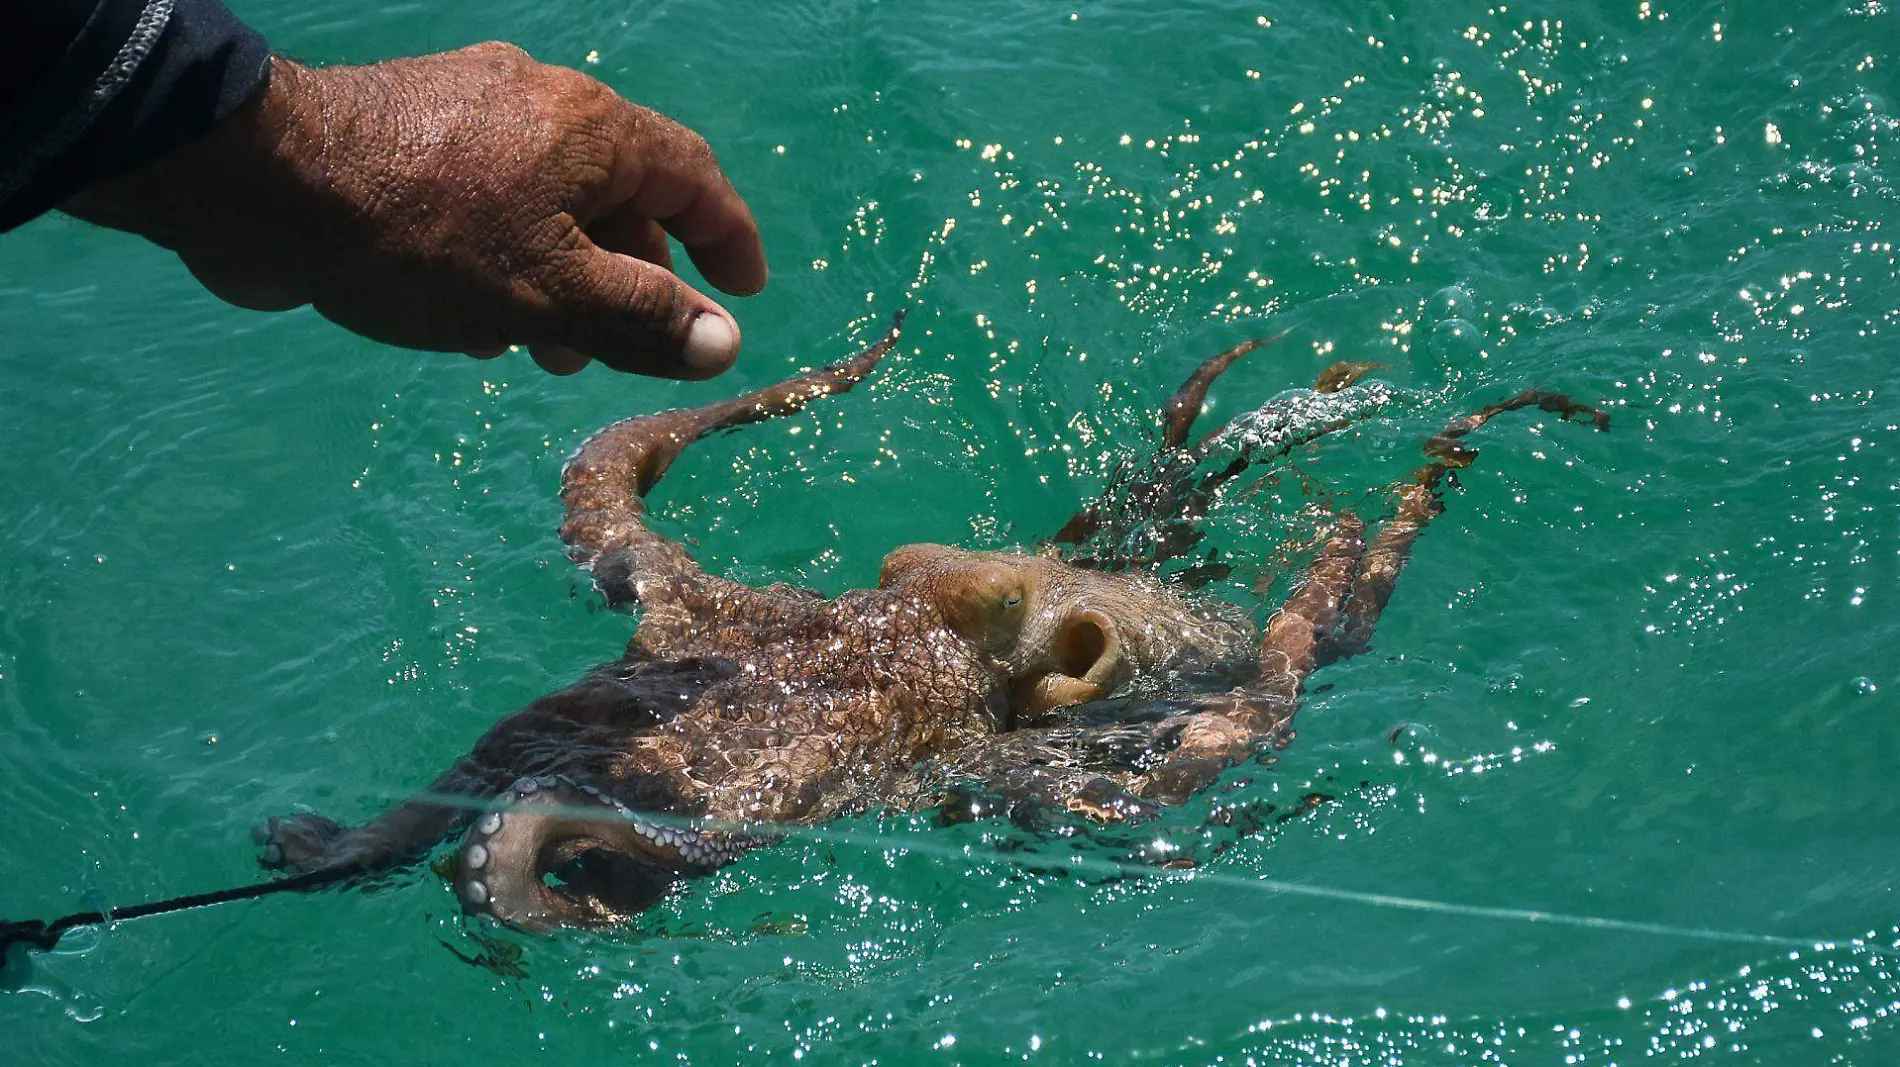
left=683, top=313, right=739, bottom=376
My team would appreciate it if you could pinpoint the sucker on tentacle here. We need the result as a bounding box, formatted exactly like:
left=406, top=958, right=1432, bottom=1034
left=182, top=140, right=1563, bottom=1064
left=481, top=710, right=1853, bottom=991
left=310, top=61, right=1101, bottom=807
left=455, top=775, right=759, bottom=931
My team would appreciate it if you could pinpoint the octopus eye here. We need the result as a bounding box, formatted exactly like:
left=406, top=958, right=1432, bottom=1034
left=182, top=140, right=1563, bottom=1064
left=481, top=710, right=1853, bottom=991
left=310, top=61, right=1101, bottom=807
left=1003, top=592, right=1024, bottom=609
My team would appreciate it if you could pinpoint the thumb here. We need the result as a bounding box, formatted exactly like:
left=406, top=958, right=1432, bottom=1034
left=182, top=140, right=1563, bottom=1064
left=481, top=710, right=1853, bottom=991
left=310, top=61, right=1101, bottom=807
left=179, top=251, right=308, bottom=312
left=528, top=243, right=742, bottom=379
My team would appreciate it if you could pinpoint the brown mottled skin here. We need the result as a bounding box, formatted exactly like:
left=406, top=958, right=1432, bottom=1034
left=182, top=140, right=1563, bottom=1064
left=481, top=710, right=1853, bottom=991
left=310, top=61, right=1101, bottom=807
left=258, top=312, right=1608, bottom=930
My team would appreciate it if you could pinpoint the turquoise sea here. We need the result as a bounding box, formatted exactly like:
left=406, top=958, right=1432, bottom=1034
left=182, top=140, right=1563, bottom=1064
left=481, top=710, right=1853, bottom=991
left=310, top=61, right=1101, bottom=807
left=5, top=1, right=1899, bottom=1063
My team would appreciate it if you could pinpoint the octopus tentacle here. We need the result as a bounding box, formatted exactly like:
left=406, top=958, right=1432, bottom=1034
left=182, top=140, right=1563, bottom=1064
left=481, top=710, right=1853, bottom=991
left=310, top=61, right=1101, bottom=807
left=256, top=758, right=501, bottom=881
left=1135, top=389, right=1610, bottom=800
left=1052, top=350, right=1391, bottom=574
left=1144, top=361, right=1388, bottom=588
left=902, top=714, right=1169, bottom=826
left=560, top=311, right=906, bottom=608
left=944, top=389, right=1611, bottom=819
left=1132, top=514, right=1368, bottom=804
left=909, top=514, right=1371, bottom=820
left=1160, top=335, right=1284, bottom=451
left=1049, top=335, right=1279, bottom=549
left=456, top=775, right=756, bottom=931
left=1324, top=389, right=1611, bottom=661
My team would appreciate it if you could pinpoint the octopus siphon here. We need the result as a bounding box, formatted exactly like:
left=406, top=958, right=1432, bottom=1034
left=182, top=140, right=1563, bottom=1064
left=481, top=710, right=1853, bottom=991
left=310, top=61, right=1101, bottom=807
left=255, top=312, right=1609, bottom=932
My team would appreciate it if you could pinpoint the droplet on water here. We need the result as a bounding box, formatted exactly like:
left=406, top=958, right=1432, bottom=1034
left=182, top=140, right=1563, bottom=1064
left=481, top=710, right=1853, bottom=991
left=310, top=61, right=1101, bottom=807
left=1851, top=677, right=1877, bottom=695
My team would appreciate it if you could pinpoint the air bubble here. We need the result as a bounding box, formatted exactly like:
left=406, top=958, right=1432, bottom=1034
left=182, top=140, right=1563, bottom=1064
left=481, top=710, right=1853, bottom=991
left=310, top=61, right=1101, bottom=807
left=1434, top=317, right=1479, bottom=340
left=1429, top=285, right=1478, bottom=321
left=1427, top=317, right=1484, bottom=368
left=1851, top=677, right=1877, bottom=695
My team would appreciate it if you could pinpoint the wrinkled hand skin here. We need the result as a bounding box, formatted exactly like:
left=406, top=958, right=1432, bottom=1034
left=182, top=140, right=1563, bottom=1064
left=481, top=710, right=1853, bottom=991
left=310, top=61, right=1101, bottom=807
left=63, top=43, right=767, bottom=378
left=258, top=315, right=1610, bottom=933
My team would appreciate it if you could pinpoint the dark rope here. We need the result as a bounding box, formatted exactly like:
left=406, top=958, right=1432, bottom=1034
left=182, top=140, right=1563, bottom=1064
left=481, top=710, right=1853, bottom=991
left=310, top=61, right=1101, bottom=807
left=1, top=866, right=359, bottom=955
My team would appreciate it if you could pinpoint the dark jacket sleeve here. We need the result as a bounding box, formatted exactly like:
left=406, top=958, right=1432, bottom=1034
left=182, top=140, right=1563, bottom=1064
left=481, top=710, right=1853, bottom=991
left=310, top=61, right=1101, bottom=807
left=0, top=0, right=272, bottom=232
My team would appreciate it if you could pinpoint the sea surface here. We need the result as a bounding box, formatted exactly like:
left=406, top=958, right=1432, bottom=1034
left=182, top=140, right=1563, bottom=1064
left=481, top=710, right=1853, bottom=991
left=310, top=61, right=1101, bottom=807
left=4, top=1, right=1898, bottom=1063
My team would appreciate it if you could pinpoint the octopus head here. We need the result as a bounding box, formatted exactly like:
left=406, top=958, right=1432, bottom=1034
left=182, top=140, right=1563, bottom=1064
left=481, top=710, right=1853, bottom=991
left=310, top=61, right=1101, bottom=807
left=878, top=544, right=1249, bottom=724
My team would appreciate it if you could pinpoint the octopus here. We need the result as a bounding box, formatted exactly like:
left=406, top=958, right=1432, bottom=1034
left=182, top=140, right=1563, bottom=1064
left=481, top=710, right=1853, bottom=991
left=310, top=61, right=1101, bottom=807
left=256, top=313, right=1608, bottom=932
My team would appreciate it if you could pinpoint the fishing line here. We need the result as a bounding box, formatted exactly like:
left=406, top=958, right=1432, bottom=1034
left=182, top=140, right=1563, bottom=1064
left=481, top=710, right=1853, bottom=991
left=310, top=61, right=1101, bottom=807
left=383, top=796, right=1834, bottom=950
left=2, top=789, right=1824, bottom=957
left=732, top=819, right=1827, bottom=950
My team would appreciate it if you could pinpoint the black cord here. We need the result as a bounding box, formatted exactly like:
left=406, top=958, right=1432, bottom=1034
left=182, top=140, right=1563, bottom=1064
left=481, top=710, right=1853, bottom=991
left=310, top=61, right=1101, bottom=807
left=0, top=867, right=358, bottom=955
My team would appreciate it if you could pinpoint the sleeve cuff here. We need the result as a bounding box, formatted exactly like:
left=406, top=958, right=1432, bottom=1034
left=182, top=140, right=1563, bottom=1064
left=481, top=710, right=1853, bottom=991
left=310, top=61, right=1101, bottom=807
left=0, top=0, right=271, bottom=232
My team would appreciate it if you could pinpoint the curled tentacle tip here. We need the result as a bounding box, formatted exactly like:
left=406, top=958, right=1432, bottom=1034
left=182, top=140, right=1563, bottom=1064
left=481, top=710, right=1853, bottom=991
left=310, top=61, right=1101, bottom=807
left=1313, top=361, right=1387, bottom=394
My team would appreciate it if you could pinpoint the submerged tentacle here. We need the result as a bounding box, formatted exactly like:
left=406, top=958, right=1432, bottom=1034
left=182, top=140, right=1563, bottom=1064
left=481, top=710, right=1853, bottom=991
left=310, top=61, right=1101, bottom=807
left=560, top=312, right=906, bottom=608
left=909, top=515, right=1371, bottom=821
left=1050, top=335, right=1280, bottom=549
left=1057, top=365, right=1393, bottom=574
left=1167, top=358, right=1388, bottom=502
left=456, top=776, right=757, bottom=932
left=1135, top=389, right=1610, bottom=799
left=1132, top=514, right=1368, bottom=804
left=987, top=389, right=1609, bottom=815
left=1160, top=335, right=1284, bottom=450
left=1148, top=360, right=1389, bottom=588
left=257, top=759, right=501, bottom=882
left=1324, top=388, right=1611, bottom=661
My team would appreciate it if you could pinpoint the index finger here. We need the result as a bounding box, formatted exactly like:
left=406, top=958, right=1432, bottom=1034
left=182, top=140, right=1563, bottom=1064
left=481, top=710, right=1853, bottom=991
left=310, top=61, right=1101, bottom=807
left=593, top=99, right=769, bottom=297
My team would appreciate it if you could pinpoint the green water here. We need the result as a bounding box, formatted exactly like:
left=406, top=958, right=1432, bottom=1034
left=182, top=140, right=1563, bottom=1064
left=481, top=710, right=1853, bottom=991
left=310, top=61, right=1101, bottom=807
left=5, top=0, right=1899, bottom=1062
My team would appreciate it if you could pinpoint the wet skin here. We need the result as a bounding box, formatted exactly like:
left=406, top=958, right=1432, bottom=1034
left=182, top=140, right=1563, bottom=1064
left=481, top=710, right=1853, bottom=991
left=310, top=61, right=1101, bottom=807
left=258, top=313, right=1609, bottom=931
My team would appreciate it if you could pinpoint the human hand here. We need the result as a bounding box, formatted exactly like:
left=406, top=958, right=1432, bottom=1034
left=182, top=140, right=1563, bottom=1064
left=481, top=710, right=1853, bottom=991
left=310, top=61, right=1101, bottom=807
left=64, top=43, right=767, bottom=378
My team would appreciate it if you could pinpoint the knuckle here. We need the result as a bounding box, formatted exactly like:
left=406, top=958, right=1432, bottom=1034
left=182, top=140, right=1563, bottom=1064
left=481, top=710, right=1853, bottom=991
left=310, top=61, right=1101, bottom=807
left=622, top=263, right=683, bottom=325
left=462, top=40, right=529, bottom=62
left=619, top=101, right=660, bottom=133
left=655, top=112, right=714, bottom=165
left=520, top=232, right=588, bottom=301
left=572, top=252, right=668, bottom=326
left=542, top=62, right=608, bottom=107
left=679, top=126, right=715, bottom=163
left=619, top=102, right=711, bottom=167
